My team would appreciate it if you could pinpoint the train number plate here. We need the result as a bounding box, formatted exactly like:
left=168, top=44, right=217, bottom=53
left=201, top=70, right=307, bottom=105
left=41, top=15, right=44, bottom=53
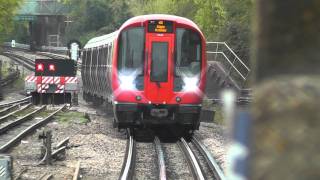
left=150, top=108, right=168, bottom=118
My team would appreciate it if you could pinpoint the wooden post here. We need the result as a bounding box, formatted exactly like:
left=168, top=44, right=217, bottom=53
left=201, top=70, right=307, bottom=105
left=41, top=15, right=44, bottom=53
left=45, top=131, right=52, bottom=165
left=251, top=0, right=320, bottom=179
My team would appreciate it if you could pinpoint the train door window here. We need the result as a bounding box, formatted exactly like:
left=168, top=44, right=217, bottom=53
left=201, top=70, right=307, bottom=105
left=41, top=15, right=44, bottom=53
left=174, top=28, right=201, bottom=91
left=151, top=42, right=168, bottom=82
left=118, top=27, right=144, bottom=75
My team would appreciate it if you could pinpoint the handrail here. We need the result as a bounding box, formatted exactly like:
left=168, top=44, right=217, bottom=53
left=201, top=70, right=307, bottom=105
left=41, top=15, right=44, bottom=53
left=207, top=42, right=250, bottom=71
left=206, top=42, right=250, bottom=85
left=207, top=51, right=246, bottom=80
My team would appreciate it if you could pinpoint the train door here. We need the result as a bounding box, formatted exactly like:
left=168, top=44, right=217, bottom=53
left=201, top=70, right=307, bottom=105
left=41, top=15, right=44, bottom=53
left=145, top=34, right=174, bottom=103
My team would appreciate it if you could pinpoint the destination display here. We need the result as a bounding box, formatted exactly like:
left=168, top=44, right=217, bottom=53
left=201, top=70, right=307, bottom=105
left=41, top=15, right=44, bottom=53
left=148, top=20, right=173, bottom=33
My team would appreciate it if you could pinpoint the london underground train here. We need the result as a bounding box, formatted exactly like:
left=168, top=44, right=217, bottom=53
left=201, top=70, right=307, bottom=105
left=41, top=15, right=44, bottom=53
left=82, top=14, right=206, bottom=133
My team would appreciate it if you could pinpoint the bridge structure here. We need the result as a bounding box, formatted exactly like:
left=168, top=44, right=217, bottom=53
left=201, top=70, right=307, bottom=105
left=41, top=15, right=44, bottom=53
left=14, top=0, right=70, bottom=49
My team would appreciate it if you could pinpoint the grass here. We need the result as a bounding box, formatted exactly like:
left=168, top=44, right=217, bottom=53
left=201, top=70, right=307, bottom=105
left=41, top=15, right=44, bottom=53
left=11, top=75, right=24, bottom=89
left=202, top=98, right=225, bottom=125
left=55, top=110, right=89, bottom=124
left=1, top=60, right=24, bottom=91
left=212, top=105, right=225, bottom=125
left=1, top=60, right=21, bottom=78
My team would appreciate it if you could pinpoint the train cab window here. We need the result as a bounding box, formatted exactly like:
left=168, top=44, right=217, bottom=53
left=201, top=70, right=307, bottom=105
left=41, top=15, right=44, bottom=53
left=175, top=28, right=201, bottom=91
left=118, top=27, right=145, bottom=90
left=118, top=27, right=144, bottom=75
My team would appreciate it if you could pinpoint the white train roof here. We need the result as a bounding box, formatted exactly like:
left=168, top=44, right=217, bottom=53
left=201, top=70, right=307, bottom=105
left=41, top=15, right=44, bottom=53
left=83, top=31, right=118, bottom=49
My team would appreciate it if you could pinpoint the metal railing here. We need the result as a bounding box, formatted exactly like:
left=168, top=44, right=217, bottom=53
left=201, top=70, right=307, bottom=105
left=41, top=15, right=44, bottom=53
left=206, top=42, right=250, bottom=86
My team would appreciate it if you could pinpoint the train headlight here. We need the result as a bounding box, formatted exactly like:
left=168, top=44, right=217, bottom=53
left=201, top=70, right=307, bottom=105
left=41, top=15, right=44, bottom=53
left=183, top=77, right=199, bottom=92
left=119, top=74, right=136, bottom=90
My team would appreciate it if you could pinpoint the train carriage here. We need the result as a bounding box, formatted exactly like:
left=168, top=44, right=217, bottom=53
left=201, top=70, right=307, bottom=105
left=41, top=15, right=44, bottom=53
left=82, top=14, right=206, bottom=133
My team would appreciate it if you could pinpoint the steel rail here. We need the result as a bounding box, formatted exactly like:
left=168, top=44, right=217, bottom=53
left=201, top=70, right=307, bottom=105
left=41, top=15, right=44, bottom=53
left=0, top=103, right=20, bottom=116
left=37, top=52, right=69, bottom=59
left=2, top=52, right=34, bottom=71
left=0, top=71, right=20, bottom=87
left=154, top=136, right=167, bottom=180
left=0, top=105, right=46, bottom=134
left=0, top=105, right=66, bottom=153
left=0, top=103, right=32, bottom=123
left=119, top=129, right=136, bottom=180
left=192, top=136, right=226, bottom=180
left=0, top=97, right=31, bottom=108
left=179, top=138, right=205, bottom=180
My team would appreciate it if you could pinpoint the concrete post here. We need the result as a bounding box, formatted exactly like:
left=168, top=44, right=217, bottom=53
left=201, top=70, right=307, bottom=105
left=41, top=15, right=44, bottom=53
left=251, top=0, right=320, bottom=179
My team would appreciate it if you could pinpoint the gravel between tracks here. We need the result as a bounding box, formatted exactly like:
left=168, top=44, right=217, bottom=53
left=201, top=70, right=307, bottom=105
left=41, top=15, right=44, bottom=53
left=135, top=142, right=158, bottom=179
left=9, top=102, right=127, bottom=179
left=163, top=143, right=193, bottom=180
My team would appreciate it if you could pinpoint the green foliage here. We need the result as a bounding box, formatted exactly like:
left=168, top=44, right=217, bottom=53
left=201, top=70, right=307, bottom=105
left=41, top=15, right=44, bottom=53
left=128, top=0, right=252, bottom=61
left=63, top=0, right=252, bottom=61
left=0, top=0, right=23, bottom=42
left=6, top=21, right=29, bottom=43
left=219, top=0, right=253, bottom=62
left=64, top=0, right=132, bottom=45
left=194, top=0, right=226, bottom=40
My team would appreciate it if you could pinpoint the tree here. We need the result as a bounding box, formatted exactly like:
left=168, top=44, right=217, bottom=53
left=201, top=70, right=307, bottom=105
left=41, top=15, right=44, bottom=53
left=219, top=0, right=253, bottom=63
left=0, top=0, right=23, bottom=42
left=193, top=0, right=226, bottom=40
left=128, top=0, right=226, bottom=39
left=63, top=0, right=132, bottom=44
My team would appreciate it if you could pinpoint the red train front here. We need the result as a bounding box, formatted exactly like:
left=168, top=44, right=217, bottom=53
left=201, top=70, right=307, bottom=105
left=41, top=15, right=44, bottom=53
left=82, top=14, right=206, bottom=133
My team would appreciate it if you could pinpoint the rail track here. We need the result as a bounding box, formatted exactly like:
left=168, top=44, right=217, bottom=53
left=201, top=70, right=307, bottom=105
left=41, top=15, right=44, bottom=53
left=0, top=105, right=65, bottom=153
left=0, top=97, right=31, bottom=109
left=119, top=130, right=225, bottom=180
left=0, top=70, right=20, bottom=87
left=37, top=52, right=69, bottom=59
left=1, top=51, right=35, bottom=71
